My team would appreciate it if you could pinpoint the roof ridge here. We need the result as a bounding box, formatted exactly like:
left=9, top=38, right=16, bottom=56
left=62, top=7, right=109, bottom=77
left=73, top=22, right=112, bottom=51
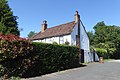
left=47, top=21, right=75, bottom=29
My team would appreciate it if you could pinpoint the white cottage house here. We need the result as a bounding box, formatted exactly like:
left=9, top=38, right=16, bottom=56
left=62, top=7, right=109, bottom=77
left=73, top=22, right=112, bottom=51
left=30, top=11, right=99, bottom=63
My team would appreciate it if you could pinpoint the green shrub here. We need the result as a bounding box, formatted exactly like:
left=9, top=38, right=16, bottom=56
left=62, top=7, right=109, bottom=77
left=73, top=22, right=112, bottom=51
left=95, top=47, right=116, bottom=59
left=0, top=41, right=79, bottom=78
left=52, top=41, right=58, bottom=45
left=95, top=48, right=109, bottom=59
left=31, top=42, right=79, bottom=75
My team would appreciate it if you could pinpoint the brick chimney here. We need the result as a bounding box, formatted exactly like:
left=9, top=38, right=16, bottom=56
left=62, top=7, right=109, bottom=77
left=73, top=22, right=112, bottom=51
left=74, top=11, right=80, bottom=23
left=41, top=20, right=47, bottom=33
left=75, top=11, right=81, bottom=63
left=74, top=11, right=80, bottom=47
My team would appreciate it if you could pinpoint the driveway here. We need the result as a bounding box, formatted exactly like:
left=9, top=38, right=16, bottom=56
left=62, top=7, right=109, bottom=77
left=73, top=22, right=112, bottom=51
left=22, top=60, right=120, bottom=80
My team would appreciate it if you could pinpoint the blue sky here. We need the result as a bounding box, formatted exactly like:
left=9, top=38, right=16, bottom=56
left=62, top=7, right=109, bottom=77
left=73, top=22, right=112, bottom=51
left=8, top=0, right=120, bottom=38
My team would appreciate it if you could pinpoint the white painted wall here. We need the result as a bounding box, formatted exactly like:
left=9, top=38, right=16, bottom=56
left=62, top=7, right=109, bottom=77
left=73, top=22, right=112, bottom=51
left=33, top=40, right=41, bottom=42
left=69, top=22, right=90, bottom=51
left=33, top=35, right=71, bottom=45
left=80, top=24, right=90, bottom=51
left=63, top=35, right=71, bottom=45
left=71, top=24, right=90, bottom=50
left=71, top=24, right=78, bottom=46
left=71, top=22, right=91, bottom=63
left=80, top=22, right=91, bottom=63
left=50, top=37, right=60, bottom=44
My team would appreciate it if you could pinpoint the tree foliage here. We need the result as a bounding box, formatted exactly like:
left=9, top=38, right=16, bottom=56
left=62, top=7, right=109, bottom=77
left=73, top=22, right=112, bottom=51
left=88, top=21, right=120, bottom=59
left=87, top=31, right=94, bottom=45
left=28, top=31, right=36, bottom=38
left=0, top=0, right=20, bottom=35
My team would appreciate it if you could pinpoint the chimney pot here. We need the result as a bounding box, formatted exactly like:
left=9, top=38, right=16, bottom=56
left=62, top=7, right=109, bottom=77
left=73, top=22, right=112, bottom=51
left=43, top=20, right=47, bottom=24
left=74, top=11, right=80, bottom=23
left=76, top=11, right=79, bottom=14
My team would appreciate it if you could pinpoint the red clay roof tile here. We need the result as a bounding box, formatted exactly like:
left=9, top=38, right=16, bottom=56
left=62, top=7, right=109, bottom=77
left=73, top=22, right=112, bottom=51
left=30, top=21, right=75, bottom=40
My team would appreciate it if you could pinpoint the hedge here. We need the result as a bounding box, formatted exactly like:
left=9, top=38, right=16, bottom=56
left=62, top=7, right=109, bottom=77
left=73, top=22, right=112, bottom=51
left=0, top=34, right=80, bottom=78
left=31, top=42, right=79, bottom=76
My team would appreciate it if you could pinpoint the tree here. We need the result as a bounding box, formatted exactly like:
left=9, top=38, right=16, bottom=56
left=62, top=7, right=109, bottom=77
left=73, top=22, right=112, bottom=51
left=0, top=0, right=20, bottom=35
left=28, top=31, right=36, bottom=38
left=89, top=21, right=120, bottom=59
left=93, top=21, right=105, bottom=30
left=87, top=31, right=94, bottom=45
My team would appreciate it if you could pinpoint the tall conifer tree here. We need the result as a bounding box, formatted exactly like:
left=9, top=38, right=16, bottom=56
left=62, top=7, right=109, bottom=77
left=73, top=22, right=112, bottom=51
left=0, top=0, right=20, bottom=35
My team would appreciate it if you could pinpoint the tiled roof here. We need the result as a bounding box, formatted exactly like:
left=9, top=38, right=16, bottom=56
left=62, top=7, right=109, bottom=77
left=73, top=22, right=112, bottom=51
left=30, top=21, right=75, bottom=40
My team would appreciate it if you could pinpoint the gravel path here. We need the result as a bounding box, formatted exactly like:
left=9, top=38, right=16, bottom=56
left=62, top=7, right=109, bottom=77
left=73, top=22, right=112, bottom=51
left=22, top=60, right=120, bottom=80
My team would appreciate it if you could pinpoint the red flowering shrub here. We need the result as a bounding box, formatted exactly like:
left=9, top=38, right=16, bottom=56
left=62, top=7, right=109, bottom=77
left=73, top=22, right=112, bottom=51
left=0, top=34, right=33, bottom=61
